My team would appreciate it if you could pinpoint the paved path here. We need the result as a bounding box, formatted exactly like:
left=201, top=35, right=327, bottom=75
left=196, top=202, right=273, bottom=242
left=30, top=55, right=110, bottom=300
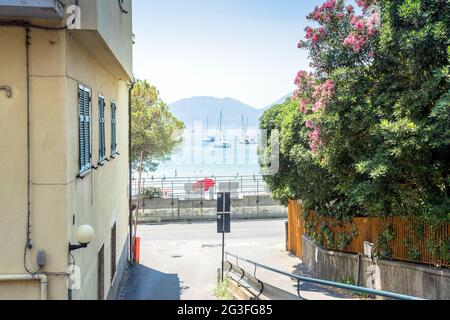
left=118, top=219, right=355, bottom=300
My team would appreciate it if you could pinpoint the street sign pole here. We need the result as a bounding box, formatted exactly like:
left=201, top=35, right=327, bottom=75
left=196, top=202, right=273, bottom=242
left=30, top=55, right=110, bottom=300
left=217, top=192, right=231, bottom=282
left=221, top=231, right=225, bottom=282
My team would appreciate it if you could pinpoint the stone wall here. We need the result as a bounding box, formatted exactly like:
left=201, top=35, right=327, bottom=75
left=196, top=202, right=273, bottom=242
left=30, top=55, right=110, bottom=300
left=138, top=195, right=287, bottom=223
left=302, top=236, right=450, bottom=300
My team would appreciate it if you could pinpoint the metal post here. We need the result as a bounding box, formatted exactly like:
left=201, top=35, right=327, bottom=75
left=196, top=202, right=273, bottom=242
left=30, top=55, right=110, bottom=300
left=221, top=232, right=225, bottom=282
left=200, top=180, right=204, bottom=215
left=241, top=176, right=243, bottom=198
left=256, top=179, right=260, bottom=204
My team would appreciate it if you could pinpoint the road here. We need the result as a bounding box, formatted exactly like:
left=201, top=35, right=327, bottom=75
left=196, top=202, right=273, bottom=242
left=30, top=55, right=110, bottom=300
left=118, top=219, right=354, bottom=300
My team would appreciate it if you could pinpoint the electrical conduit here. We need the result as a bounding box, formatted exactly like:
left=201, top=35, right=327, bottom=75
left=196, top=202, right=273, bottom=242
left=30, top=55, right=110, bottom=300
left=0, top=274, right=47, bottom=300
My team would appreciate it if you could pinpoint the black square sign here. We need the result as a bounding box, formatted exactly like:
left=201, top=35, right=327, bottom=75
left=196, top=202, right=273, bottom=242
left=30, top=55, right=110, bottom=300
left=217, top=213, right=231, bottom=234
left=217, top=192, right=231, bottom=213
left=217, top=192, right=231, bottom=234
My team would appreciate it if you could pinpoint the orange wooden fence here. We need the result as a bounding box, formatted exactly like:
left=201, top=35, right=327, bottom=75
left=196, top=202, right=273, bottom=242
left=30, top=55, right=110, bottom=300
left=287, top=200, right=450, bottom=268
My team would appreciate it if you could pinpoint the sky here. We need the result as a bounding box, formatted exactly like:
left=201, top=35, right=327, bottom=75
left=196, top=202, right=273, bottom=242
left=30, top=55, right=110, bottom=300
left=132, top=0, right=327, bottom=108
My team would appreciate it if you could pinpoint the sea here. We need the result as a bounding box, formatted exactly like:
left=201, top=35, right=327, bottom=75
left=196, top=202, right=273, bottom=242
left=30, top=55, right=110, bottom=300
left=150, top=127, right=262, bottom=178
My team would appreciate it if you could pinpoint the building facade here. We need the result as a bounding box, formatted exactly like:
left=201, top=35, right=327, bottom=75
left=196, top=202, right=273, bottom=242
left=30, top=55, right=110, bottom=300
left=0, top=0, right=133, bottom=300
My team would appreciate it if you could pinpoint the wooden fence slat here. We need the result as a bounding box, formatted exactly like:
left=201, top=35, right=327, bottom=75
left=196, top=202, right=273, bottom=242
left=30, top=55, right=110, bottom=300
left=287, top=200, right=449, bottom=268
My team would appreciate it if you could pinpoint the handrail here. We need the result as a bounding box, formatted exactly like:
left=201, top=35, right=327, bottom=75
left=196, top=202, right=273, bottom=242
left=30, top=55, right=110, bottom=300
left=225, top=252, right=425, bottom=301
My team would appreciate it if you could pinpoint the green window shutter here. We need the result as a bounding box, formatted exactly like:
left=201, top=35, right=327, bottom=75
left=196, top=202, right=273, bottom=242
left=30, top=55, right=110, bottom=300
left=84, top=88, right=91, bottom=169
left=78, top=86, right=85, bottom=172
left=99, top=96, right=106, bottom=161
left=78, top=85, right=91, bottom=173
left=111, top=102, right=117, bottom=155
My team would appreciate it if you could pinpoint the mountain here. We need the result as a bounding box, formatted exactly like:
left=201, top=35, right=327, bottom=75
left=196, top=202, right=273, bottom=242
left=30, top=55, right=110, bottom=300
left=260, top=93, right=292, bottom=112
left=169, top=94, right=293, bottom=129
left=169, top=97, right=262, bottom=128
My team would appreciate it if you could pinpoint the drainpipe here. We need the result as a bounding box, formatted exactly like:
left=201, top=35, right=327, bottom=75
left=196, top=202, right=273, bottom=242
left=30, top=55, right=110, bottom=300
left=23, top=27, right=37, bottom=274
left=0, top=274, right=48, bottom=300
left=128, top=79, right=135, bottom=262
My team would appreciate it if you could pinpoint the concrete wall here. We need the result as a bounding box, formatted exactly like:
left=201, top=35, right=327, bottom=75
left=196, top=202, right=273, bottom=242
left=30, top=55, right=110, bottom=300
left=302, top=236, right=450, bottom=300
left=0, top=17, right=131, bottom=299
left=138, top=195, right=288, bottom=223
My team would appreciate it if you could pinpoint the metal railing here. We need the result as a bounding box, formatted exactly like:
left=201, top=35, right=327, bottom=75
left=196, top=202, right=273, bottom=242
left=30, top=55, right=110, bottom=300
left=131, top=174, right=269, bottom=200
left=225, top=252, right=425, bottom=301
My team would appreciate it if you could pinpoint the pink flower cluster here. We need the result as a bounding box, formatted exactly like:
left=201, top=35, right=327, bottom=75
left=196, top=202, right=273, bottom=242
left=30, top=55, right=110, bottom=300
left=343, top=10, right=380, bottom=52
left=311, top=79, right=335, bottom=113
left=309, top=126, right=323, bottom=154
left=294, top=71, right=309, bottom=86
left=309, top=0, right=338, bottom=22
left=355, top=0, right=377, bottom=11
left=293, top=71, right=335, bottom=114
left=304, top=26, right=327, bottom=46
left=292, top=70, right=335, bottom=153
left=305, top=121, right=322, bottom=153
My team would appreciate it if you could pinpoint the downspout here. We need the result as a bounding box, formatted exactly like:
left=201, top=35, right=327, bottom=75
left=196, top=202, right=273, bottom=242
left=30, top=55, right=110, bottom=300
left=128, top=80, right=135, bottom=262
left=24, top=27, right=37, bottom=274
left=0, top=274, right=48, bottom=300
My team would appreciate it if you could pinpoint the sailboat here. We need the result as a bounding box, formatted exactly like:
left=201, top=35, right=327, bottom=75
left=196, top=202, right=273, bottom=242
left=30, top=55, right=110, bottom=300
left=239, top=115, right=251, bottom=145
left=203, top=117, right=216, bottom=143
left=214, top=110, right=232, bottom=149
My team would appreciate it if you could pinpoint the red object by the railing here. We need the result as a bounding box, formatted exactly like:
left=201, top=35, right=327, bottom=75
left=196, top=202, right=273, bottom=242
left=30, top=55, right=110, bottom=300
left=133, top=237, right=141, bottom=264
left=192, top=178, right=216, bottom=192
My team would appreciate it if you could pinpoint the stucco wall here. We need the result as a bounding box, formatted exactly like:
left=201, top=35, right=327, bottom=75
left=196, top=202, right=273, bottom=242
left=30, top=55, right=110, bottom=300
left=0, top=25, right=130, bottom=300
left=0, top=27, right=69, bottom=300
left=302, top=236, right=450, bottom=300
left=65, top=31, right=130, bottom=300
left=76, top=0, right=133, bottom=79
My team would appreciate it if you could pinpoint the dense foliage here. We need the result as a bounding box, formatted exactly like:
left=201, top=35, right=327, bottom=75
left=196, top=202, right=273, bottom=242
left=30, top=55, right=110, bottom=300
left=261, top=0, right=450, bottom=223
left=131, top=80, right=185, bottom=171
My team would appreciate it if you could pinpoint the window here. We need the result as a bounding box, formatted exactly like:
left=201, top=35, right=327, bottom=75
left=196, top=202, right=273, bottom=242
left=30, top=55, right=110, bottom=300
left=111, top=102, right=117, bottom=155
left=78, top=85, right=91, bottom=173
left=98, top=96, right=106, bottom=162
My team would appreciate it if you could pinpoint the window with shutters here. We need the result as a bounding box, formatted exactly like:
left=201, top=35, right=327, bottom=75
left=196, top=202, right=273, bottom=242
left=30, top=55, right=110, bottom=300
left=111, top=102, right=117, bottom=155
left=78, top=85, right=91, bottom=174
left=98, top=96, right=106, bottom=162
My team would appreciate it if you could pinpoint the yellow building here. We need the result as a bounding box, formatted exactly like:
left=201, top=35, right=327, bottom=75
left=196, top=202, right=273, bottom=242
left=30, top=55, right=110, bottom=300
left=0, top=0, right=133, bottom=300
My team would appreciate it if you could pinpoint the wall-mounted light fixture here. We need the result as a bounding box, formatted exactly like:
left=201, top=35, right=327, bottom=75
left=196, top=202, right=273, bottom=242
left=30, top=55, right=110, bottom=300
left=69, top=225, right=95, bottom=252
left=0, top=86, right=12, bottom=98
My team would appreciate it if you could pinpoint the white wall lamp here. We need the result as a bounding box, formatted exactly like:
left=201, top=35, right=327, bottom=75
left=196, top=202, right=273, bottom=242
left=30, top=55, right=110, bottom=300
left=69, top=225, right=95, bottom=252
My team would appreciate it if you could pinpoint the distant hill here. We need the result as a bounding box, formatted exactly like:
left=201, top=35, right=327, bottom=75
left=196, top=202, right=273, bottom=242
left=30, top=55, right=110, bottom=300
left=169, top=94, right=293, bottom=128
left=169, top=97, right=262, bottom=128
left=260, top=93, right=292, bottom=113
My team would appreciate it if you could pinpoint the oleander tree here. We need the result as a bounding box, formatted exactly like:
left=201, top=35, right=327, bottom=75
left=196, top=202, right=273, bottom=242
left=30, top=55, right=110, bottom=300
left=260, top=98, right=343, bottom=216
left=262, top=0, right=450, bottom=223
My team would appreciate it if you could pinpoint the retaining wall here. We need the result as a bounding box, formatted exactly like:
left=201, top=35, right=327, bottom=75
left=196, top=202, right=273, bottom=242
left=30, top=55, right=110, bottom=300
left=302, top=236, right=450, bottom=300
left=138, top=195, right=287, bottom=223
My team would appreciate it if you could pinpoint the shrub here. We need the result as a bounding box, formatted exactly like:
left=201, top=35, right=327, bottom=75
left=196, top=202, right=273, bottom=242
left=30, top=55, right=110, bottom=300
left=261, top=0, right=450, bottom=223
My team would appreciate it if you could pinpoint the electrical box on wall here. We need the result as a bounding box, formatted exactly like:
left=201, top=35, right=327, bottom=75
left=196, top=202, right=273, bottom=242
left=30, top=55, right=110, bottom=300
left=0, top=0, right=64, bottom=19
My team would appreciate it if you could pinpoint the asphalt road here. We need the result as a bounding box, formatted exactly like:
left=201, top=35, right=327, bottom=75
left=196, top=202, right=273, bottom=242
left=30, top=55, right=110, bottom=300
left=118, top=219, right=354, bottom=300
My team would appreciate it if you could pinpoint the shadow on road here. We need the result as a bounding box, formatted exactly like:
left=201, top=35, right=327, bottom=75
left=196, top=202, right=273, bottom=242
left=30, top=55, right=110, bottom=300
left=118, top=264, right=181, bottom=300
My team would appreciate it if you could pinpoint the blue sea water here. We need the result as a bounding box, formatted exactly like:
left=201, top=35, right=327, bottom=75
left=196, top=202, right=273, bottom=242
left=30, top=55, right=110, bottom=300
left=152, top=127, right=262, bottom=178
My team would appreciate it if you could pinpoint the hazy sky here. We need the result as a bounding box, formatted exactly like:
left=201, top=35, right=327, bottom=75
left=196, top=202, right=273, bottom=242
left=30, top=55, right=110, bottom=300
left=132, top=0, right=326, bottom=108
